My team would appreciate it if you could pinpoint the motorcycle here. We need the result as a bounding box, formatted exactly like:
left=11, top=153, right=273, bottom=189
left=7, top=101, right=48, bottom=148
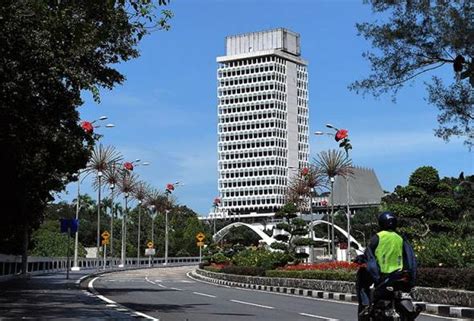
left=362, top=271, right=423, bottom=321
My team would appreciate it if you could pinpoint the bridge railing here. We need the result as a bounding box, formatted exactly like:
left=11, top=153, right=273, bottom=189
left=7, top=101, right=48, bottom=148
left=0, top=254, right=199, bottom=279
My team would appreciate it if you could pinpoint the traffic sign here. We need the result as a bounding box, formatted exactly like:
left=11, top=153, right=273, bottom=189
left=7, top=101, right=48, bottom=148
left=145, top=248, right=156, bottom=256
left=60, top=219, right=79, bottom=234
left=101, top=231, right=110, bottom=240
left=196, top=241, right=205, bottom=247
left=196, top=232, right=205, bottom=242
left=101, top=239, right=109, bottom=245
left=147, top=241, right=154, bottom=249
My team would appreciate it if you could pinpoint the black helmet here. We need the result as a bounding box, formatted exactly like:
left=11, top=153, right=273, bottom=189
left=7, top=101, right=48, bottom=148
left=378, top=212, right=397, bottom=230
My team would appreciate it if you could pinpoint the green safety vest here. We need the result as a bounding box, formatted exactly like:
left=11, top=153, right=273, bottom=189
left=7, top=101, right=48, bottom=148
left=375, top=230, right=403, bottom=274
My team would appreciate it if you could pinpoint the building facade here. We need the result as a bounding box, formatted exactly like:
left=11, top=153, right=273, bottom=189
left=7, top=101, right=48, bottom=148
left=216, top=29, right=309, bottom=218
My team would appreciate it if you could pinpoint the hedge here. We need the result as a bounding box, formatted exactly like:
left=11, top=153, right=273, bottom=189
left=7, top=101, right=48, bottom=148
left=417, top=268, right=474, bottom=291
left=266, top=269, right=356, bottom=282
left=221, top=266, right=266, bottom=276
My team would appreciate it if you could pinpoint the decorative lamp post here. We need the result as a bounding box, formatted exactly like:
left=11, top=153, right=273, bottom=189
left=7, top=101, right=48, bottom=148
left=164, top=182, right=180, bottom=265
left=72, top=117, right=115, bottom=271
left=321, top=199, right=330, bottom=257
left=212, top=197, right=221, bottom=235
left=326, top=123, right=353, bottom=262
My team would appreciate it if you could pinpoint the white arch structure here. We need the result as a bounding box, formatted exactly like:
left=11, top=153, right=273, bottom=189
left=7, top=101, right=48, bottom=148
left=213, top=220, right=364, bottom=253
left=309, top=220, right=364, bottom=252
left=213, top=222, right=276, bottom=245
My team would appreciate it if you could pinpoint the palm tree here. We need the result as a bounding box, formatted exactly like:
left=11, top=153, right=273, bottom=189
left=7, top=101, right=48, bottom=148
left=116, top=171, right=138, bottom=266
left=86, top=144, right=122, bottom=263
left=101, top=163, right=123, bottom=257
left=132, top=181, right=150, bottom=265
left=314, top=149, right=353, bottom=260
left=145, top=188, right=173, bottom=263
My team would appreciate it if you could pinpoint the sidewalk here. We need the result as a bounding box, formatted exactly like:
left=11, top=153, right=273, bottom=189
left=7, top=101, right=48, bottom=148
left=0, top=270, right=129, bottom=320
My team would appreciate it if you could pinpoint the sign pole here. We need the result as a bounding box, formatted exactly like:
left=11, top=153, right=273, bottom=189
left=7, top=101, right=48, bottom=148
left=103, top=243, right=107, bottom=270
left=199, top=245, right=202, bottom=263
left=66, top=228, right=70, bottom=280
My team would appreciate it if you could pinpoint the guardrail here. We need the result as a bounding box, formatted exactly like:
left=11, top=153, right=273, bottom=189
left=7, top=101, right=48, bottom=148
left=0, top=254, right=199, bottom=279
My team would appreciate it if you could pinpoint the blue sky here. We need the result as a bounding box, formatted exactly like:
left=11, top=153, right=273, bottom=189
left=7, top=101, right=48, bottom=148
left=59, top=0, right=473, bottom=215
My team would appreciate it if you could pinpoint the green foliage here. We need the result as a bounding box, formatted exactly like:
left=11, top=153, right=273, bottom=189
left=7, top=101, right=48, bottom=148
left=0, top=0, right=172, bottom=256
left=350, top=1, right=473, bottom=148
left=266, top=269, right=356, bottom=282
left=276, top=223, right=290, bottom=231
left=274, top=234, right=289, bottom=242
left=382, top=167, right=473, bottom=241
left=31, top=221, right=86, bottom=257
left=210, top=252, right=230, bottom=264
left=293, top=238, right=318, bottom=247
left=413, top=236, right=474, bottom=268
left=417, top=268, right=474, bottom=291
left=222, top=226, right=261, bottom=246
left=221, top=266, right=266, bottom=276
left=409, top=166, right=440, bottom=191
left=275, top=203, right=298, bottom=219
left=270, top=242, right=289, bottom=252
left=232, top=249, right=290, bottom=270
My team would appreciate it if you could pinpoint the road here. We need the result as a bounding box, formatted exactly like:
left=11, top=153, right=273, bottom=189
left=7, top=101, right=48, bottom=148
left=89, top=266, right=458, bottom=321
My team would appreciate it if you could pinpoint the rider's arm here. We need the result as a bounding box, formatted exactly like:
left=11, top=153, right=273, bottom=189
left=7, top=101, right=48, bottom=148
left=367, top=234, right=379, bottom=255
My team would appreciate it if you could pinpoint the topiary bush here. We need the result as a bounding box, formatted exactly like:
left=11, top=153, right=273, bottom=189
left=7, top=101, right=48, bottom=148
left=266, top=269, right=356, bottom=282
left=221, top=265, right=266, bottom=276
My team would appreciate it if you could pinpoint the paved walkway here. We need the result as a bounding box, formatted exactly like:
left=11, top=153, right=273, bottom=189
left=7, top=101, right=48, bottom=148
left=0, top=270, right=129, bottom=320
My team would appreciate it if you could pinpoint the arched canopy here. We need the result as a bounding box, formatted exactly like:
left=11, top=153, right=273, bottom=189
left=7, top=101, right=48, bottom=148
left=213, top=222, right=276, bottom=245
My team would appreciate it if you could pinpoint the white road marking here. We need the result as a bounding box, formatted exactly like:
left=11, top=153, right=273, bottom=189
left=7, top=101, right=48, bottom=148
left=88, top=276, right=160, bottom=321
left=299, top=312, right=339, bottom=320
left=193, top=291, right=217, bottom=298
left=157, top=283, right=167, bottom=288
left=230, top=299, right=274, bottom=309
left=170, top=287, right=182, bottom=291
left=76, top=274, right=90, bottom=285
left=145, top=276, right=156, bottom=285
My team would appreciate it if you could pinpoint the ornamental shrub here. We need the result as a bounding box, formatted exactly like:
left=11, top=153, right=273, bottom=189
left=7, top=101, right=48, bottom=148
left=221, top=266, right=266, bottom=276
left=413, top=236, right=474, bottom=268
left=266, top=269, right=356, bottom=282
left=210, top=252, right=230, bottom=264
left=417, top=268, right=474, bottom=290
left=232, top=249, right=290, bottom=270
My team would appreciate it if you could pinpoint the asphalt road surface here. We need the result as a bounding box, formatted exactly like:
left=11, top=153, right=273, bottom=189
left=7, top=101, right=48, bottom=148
left=89, top=266, right=459, bottom=321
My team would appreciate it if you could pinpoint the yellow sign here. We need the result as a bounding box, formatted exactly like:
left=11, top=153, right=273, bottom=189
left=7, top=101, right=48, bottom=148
left=147, top=241, right=154, bottom=249
left=196, top=241, right=205, bottom=247
left=101, top=231, right=110, bottom=240
left=102, top=239, right=109, bottom=245
left=196, top=232, right=205, bottom=242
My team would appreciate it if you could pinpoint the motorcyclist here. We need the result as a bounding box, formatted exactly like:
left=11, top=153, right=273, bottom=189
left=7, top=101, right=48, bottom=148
left=355, top=212, right=417, bottom=320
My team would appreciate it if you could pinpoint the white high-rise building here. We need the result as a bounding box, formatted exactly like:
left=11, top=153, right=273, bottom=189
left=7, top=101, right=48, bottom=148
left=216, top=28, right=309, bottom=218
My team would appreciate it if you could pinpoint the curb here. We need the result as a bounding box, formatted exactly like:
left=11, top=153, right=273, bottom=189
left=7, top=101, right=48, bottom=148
left=192, top=270, right=474, bottom=320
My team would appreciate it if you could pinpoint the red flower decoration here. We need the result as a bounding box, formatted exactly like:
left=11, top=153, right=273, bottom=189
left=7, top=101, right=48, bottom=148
left=123, top=162, right=134, bottom=171
left=321, top=200, right=328, bottom=207
left=166, top=183, right=175, bottom=192
left=213, top=197, right=221, bottom=206
left=81, top=121, right=94, bottom=134
left=335, top=129, right=348, bottom=142
left=301, top=167, right=309, bottom=176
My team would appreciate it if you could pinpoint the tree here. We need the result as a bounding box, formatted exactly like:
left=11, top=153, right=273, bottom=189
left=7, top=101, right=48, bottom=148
left=31, top=220, right=87, bottom=258
left=382, top=166, right=474, bottom=239
left=272, top=203, right=316, bottom=262
left=0, top=1, right=172, bottom=272
left=350, top=0, right=473, bottom=148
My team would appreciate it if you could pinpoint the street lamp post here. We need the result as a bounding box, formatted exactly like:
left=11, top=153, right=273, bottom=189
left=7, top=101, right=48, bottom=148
left=330, top=176, right=336, bottom=260
left=72, top=117, right=114, bottom=271
left=120, top=192, right=129, bottom=267
left=164, top=181, right=181, bottom=265
left=148, top=205, right=156, bottom=267
left=71, top=172, right=81, bottom=271
left=96, top=170, right=103, bottom=267
left=137, top=200, right=142, bottom=266
left=109, top=183, right=115, bottom=258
